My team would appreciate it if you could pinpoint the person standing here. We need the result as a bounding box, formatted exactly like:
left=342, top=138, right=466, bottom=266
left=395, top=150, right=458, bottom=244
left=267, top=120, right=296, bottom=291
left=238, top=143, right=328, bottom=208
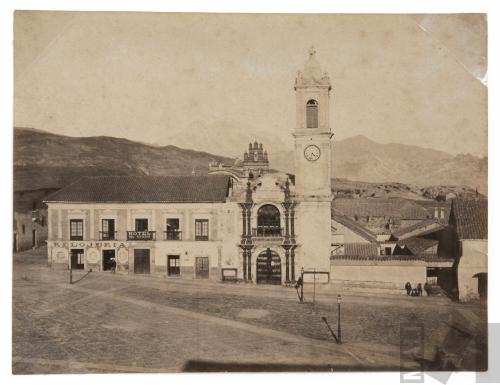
left=405, top=281, right=412, bottom=296
left=417, top=283, right=423, bottom=296
left=424, top=282, right=430, bottom=296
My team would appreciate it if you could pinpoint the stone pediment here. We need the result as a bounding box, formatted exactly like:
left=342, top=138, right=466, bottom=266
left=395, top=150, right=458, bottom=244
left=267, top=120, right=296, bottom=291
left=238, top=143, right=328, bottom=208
left=252, top=173, right=290, bottom=202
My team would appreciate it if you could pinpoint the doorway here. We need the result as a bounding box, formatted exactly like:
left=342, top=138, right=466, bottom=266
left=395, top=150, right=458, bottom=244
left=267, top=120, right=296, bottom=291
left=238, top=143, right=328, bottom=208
left=167, top=255, right=180, bottom=276
left=70, top=249, right=85, bottom=270
left=102, top=250, right=116, bottom=271
left=32, top=229, right=36, bottom=248
left=476, top=272, right=487, bottom=299
left=195, top=257, right=209, bottom=279
left=256, top=248, right=281, bottom=285
left=134, top=249, right=150, bottom=274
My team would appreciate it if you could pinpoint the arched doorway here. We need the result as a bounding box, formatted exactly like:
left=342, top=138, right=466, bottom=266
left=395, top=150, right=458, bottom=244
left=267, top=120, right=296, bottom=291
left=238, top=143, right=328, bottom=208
left=256, top=248, right=281, bottom=285
left=256, top=204, right=281, bottom=237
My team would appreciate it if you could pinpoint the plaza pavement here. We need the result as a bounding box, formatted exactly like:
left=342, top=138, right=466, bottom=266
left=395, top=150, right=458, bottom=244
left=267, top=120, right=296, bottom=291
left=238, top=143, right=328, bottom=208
left=12, top=247, right=487, bottom=373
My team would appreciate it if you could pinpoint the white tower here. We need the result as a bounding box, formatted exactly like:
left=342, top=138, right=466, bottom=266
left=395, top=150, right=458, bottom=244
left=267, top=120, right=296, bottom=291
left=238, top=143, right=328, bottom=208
left=293, top=47, right=333, bottom=277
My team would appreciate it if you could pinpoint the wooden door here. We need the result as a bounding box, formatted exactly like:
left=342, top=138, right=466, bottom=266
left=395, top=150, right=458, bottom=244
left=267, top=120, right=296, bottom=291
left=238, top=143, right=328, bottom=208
left=195, top=257, right=209, bottom=279
left=70, top=249, right=85, bottom=270
left=256, top=249, right=281, bottom=285
left=167, top=255, right=180, bottom=276
left=134, top=249, right=150, bottom=274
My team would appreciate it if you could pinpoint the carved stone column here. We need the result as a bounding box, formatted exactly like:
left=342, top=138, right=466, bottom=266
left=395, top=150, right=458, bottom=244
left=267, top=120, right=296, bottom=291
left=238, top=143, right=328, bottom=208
left=242, top=250, right=247, bottom=281
left=247, top=252, right=252, bottom=281
left=285, top=247, right=290, bottom=282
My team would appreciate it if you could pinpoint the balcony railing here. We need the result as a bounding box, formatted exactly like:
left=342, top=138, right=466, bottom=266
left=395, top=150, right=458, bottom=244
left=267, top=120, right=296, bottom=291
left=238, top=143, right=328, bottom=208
left=164, top=230, right=182, bottom=240
left=127, top=230, right=156, bottom=241
left=99, top=231, right=117, bottom=241
left=252, top=226, right=284, bottom=238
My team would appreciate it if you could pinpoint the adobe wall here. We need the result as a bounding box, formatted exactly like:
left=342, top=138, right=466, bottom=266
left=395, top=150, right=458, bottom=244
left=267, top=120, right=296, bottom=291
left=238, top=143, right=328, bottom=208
left=457, top=239, right=487, bottom=302
left=331, top=259, right=427, bottom=289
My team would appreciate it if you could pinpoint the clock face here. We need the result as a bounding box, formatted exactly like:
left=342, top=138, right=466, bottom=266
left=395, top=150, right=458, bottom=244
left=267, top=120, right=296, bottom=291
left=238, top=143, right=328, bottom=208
left=304, top=145, right=321, bottom=161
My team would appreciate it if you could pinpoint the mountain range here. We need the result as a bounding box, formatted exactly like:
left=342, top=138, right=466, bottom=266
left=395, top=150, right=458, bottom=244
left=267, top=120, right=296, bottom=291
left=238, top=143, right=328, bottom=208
left=272, top=135, right=487, bottom=194
left=14, top=127, right=487, bottom=196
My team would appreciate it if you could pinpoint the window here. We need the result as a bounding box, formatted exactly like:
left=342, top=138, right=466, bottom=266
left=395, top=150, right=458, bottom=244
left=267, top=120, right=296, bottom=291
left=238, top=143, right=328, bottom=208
left=195, top=219, right=209, bottom=241
left=166, top=218, right=181, bottom=240
left=256, top=204, right=281, bottom=237
left=135, top=218, right=148, bottom=231
left=70, top=219, right=84, bottom=240
left=22, top=224, right=25, bottom=234
left=101, top=219, right=116, bottom=240
left=385, top=247, right=392, bottom=256
left=306, top=99, right=318, bottom=128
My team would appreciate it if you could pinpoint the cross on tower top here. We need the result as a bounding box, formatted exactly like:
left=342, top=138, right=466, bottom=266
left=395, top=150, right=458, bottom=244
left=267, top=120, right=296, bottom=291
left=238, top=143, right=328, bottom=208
left=308, top=46, right=316, bottom=57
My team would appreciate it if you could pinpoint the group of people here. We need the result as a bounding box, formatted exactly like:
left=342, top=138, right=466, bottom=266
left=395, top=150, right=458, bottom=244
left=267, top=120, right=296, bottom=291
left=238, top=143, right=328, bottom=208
left=405, top=281, right=430, bottom=297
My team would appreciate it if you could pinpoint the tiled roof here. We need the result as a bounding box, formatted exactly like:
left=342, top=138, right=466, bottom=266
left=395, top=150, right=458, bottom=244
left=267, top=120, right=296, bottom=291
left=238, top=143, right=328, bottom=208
left=392, top=219, right=445, bottom=238
left=332, top=198, right=430, bottom=219
left=396, top=237, right=439, bottom=255
left=44, top=175, right=230, bottom=203
left=414, top=200, right=451, bottom=223
left=344, top=243, right=379, bottom=256
left=332, top=213, right=377, bottom=242
left=331, top=255, right=454, bottom=263
left=451, top=199, right=488, bottom=240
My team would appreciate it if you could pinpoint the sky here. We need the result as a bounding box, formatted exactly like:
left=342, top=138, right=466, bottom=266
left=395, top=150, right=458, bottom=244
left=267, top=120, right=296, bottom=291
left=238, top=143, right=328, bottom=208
left=14, top=12, right=487, bottom=158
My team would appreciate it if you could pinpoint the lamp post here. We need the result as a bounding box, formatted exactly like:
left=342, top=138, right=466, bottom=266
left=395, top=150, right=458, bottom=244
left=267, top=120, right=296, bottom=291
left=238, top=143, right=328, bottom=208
left=300, top=267, right=304, bottom=303
left=69, top=259, right=73, bottom=285
left=337, top=294, right=342, bottom=344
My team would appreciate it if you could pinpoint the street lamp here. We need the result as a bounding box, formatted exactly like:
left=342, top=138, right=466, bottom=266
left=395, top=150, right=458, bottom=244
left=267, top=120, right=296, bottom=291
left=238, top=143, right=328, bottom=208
left=69, top=259, right=73, bottom=285
left=337, top=294, right=342, bottom=344
left=300, top=267, right=304, bottom=303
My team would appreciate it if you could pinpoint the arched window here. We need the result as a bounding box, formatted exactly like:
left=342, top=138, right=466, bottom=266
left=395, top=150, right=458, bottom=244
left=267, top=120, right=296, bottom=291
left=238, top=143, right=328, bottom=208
left=306, top=99, right=318, bottom=128
left=256, top=205, right=281, bottom=237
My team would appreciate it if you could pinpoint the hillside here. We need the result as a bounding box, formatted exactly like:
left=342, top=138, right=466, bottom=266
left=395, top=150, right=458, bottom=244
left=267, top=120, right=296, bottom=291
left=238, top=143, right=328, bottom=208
left=14, top=127, right=233, bottom=191
left=272, top=135, right=487, bottom=194
left=14, top=128, right=486, bottom=203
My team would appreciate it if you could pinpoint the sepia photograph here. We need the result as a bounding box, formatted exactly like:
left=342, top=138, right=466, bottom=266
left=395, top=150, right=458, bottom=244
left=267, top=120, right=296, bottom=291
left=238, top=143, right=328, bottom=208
left=11, top=9, right=489, bottom=376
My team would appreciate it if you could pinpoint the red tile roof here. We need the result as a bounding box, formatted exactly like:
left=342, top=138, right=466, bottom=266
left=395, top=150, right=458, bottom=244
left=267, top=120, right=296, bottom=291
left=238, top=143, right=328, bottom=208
left=44, top=175, right=231, bottom=203
left=451, top=199, right=488, bottom=240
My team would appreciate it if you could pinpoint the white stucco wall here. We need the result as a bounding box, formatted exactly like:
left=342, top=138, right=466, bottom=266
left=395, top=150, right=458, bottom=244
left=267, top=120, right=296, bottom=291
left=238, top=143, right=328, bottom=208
left=331, top=260, right=427, bottom=289
left=457, top=239, right=487, bottom=302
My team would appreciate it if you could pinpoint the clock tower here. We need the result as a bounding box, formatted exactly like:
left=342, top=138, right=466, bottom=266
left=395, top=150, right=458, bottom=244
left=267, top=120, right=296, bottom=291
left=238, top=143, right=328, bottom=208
left=293, top=47, right=333, bottom=276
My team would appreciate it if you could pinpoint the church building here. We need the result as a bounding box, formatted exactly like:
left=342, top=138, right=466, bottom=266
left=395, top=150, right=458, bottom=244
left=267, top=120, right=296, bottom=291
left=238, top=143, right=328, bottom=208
left=45, top=48, right=334, bottom=284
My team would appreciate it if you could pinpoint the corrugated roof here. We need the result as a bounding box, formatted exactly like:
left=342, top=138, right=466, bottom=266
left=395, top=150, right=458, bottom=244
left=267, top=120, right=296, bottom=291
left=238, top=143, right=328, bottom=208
left=451, top=199, right=488, bottom=240
left=44, top=175, right=230, bottom=203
